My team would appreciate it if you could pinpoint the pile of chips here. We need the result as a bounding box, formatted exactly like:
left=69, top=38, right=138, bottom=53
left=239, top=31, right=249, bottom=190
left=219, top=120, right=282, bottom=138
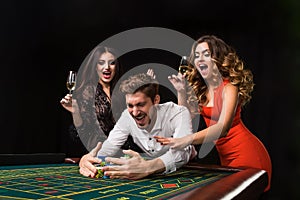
left=94, top=161, right=107, bottom=178
left=94, top=155, right=132, bottom=179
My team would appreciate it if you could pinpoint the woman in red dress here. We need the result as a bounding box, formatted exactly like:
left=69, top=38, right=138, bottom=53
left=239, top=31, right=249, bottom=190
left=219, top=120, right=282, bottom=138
left=155, top=35, right=272, bottom=191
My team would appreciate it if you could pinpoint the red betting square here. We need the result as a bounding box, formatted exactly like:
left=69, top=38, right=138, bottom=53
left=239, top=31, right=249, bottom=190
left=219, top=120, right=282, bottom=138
left=161, top=183, right=178, bottom=188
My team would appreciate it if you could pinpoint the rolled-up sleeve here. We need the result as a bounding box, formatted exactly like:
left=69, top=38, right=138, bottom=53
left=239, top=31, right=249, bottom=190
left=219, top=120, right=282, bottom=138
left=172, top=106, right=193, bottom=138
left=159, top=147, right=193, bottom=174
left=160, top=105, right=194, bottom=173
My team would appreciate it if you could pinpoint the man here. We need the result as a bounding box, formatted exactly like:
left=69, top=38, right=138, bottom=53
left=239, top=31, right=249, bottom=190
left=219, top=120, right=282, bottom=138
left=79, top=73, right=195, bottom=179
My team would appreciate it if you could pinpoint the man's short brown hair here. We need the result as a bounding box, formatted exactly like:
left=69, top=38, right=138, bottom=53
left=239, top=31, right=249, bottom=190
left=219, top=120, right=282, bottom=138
left=120, top=73, right=159, bottom=103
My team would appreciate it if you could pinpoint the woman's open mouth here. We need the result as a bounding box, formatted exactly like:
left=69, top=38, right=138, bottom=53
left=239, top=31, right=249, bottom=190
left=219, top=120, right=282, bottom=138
left=199, top=64, right=208, bottom=71
left=198, top=64, right=209, bottom=76
left=102, top=71, right=112, bottom=79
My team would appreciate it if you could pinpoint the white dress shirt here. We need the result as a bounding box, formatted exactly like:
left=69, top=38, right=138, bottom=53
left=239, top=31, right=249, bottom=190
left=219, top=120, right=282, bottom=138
left=97, top=102, right=195, bottom=173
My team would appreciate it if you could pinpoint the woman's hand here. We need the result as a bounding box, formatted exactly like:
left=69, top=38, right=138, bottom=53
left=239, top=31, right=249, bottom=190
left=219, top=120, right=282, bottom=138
left=168, top=73, right=186, bottom=92
left=154, top=134, right=194, bottom=150
left=147, top=68, right=156, bottom=79
left=60, top=93, right=82, bottom=126
left=60, top=94, right=74, bottom=113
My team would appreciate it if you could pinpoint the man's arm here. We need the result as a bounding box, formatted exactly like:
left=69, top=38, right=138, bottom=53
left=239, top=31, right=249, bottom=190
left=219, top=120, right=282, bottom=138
left=97, top=110, right=131, bottom=157
left=156, top=104, right=195, bottom=173
left=79, top=110, right=131, bottom=178
left=103, top=105, right=195, bottom=179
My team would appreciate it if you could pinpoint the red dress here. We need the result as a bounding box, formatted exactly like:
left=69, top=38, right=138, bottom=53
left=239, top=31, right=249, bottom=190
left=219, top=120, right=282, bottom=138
left=200, top=80, right=272, bottom=191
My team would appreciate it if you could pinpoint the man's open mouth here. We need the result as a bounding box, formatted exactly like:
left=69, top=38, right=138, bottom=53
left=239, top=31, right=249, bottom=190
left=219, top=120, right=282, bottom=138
left=134, top=114, right=145, bottom=121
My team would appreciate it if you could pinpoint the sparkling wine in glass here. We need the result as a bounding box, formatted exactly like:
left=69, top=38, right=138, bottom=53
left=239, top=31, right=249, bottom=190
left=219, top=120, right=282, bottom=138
left=66, top=71, right=76, bottom=94
left=179, top=56, right=189, bottom=75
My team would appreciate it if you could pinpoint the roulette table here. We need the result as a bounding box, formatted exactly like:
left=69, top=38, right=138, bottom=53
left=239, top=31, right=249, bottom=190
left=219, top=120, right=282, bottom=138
left=0, top=156, right=268, bottom=200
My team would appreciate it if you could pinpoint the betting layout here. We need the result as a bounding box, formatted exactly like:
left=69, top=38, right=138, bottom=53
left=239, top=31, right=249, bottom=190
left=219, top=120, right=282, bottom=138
left=0, top=164, right=232, bottom=199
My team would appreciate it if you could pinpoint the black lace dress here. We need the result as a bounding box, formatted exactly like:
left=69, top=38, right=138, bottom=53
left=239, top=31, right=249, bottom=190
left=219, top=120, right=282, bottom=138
left=72, top=83, right=143, bottom=153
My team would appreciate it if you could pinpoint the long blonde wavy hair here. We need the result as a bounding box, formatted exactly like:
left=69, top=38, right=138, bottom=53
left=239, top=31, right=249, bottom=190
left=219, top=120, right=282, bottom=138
left=186, top=35, right=254, bottom=108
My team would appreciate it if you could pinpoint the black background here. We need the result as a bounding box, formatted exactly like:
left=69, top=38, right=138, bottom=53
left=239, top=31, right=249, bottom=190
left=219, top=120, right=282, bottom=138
left=1, top=0, right=299, bottom=199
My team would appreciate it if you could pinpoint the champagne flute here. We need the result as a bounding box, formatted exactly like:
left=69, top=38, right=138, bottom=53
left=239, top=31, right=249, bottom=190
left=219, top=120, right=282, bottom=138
left=179, top=56, right=189, bottom=75
left=66, top=71, right=76, bottom=94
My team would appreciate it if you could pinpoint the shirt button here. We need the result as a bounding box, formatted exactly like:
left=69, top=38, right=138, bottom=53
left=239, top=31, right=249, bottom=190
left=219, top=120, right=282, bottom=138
left=152, top=149, right=154, bottom=152
left=149, top=138, right=152, bottom=140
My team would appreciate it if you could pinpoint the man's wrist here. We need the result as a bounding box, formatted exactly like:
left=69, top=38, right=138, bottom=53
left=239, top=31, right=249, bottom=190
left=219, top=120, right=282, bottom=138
left=146, top=158, right=165, bottom=176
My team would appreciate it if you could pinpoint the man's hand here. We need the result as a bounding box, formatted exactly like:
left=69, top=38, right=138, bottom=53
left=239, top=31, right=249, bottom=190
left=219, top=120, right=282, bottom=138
left=154, top=134, right=194, bottom=150
left=102, top=150, right=165, bottom=180
left=79, top=142, right=103, bottom=178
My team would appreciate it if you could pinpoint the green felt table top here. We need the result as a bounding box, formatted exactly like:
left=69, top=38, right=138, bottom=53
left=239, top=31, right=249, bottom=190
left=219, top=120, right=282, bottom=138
left=0, top=163, right=232, bottom=199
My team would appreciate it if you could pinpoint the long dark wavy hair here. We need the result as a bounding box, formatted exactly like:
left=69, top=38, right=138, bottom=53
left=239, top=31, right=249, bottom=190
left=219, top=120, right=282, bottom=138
left=187, top=35, right=254, bottom=107
left=75, top=46, right=122, bottom=95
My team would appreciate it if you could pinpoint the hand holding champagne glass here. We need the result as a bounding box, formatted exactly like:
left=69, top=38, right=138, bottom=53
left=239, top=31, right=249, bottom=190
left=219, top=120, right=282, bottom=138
left=66, top=71, right=77, bottom=94
left=61, top=70, right=76, bottom=112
